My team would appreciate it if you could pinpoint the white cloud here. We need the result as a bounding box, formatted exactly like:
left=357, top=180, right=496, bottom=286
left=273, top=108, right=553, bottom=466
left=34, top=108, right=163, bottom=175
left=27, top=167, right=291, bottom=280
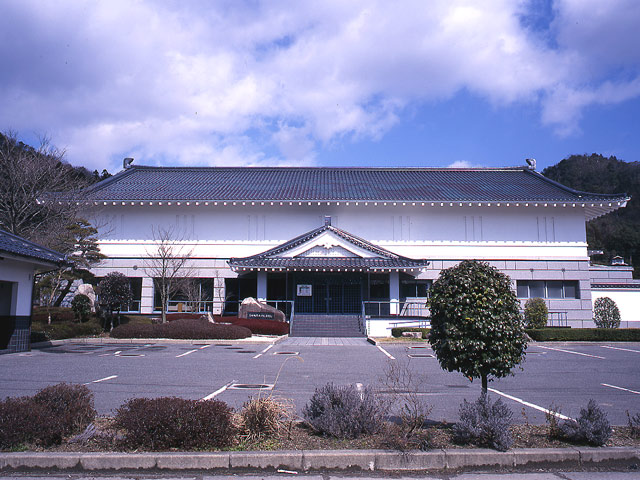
left=0, top=0, right=639, bottom=169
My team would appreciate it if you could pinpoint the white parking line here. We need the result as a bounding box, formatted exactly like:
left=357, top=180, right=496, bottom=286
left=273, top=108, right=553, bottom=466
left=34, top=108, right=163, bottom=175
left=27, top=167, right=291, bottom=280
left=537, top=345, right=605, bottom=359
left=176, top=349, right=198, bottom=358
left=602, top=383, right=640, bottom=395
left=602, top=345, right=640, bottom=354
left=253, top=344, right=274, bottom=359
left=488, top=388, right=573, bottom=420
left=202, top=380, right=235, bottom=400
left=84, top=375, right=118, bottom=385
left=198, top=344, right=212, bottom=349
left=377, top=345, right=395, bottom=360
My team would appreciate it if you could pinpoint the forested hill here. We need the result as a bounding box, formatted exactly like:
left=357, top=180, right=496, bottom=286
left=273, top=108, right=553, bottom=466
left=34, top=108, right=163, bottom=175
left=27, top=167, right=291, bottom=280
left=542, top=154, right=640, bottom=277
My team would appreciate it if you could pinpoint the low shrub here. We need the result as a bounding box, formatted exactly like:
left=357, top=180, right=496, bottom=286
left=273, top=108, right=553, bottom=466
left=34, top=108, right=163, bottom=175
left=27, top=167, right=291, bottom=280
left=110, top=318, right=251, bottom=339
left=238, top=396, right=293, bottom=440
left=217, top=316, right=289, bottom=335
left=524, top=297, right=548, bottom=329
left=33, top=383, right=96, bottom=436
left=165, top=312, right=206, bottom=321
left=627, top=410, right=640, bottom=438
left=303, top=383, right=386, bottom=439
left=526, top=328, right=640, bottom=342
left=0, top=384, right=96, bottom=449
left=32, top=306, right=75, bottom=323
left=109, top=323, right=155, bottom=338
left=391, top=327, right=430, bottom=339
left=453, top=393, right=513, bottom=451
left=30, top=318, right=103, bottom=341
left=114, top=397, right=235, bottom=450
left=71, top=294, right=92, bottom=322
left=593, top=297, right=621, bottom=329
left=559, top=399, right=611, bottom=446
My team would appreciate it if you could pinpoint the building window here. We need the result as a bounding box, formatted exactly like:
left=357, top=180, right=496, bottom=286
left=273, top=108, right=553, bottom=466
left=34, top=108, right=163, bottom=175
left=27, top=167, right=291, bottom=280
left=516, top=280, right=580, bottom=299
left=400, top=279, right=432, bottom=298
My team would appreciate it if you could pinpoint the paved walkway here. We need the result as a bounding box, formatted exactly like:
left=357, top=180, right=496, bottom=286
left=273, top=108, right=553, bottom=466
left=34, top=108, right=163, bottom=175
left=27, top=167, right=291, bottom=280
left=282, top=337, right=370, bottom=346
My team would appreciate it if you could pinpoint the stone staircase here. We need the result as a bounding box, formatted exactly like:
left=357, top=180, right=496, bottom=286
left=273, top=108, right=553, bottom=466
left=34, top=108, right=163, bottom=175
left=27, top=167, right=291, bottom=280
left=290, top=314, right=365, bottom=337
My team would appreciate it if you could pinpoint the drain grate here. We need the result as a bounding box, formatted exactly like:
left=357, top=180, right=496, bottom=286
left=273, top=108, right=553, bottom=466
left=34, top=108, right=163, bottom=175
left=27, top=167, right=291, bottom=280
left=225, top=347, right=243, bottom=350
left=117, top=353, right=145, bottom=357
left=407, top=353, right=435, bottom=358
left=229, top=383, right=273, bottom=390
left=274, top=351, right=299, bottom=355
left=236, top=350, right=257, bottom=354
left=408, top=346, right=429, bottom=349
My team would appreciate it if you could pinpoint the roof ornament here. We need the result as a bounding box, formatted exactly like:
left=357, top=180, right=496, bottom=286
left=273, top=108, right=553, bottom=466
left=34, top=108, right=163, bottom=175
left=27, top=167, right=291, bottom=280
left=123, top=157, right=134, bottom=169
left=525, top=158, right=536, bottom=170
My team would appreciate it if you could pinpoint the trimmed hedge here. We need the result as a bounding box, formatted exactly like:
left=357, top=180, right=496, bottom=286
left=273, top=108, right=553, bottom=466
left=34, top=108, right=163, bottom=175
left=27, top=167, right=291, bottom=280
left=391, top=327, right=430, bottom=339
left=31, top=318, right=103, bottom=341
left=217, top=316, right=289, bottom=335
left=527, top=328, right=640, bottom=342
left=32, top=306, right=75, bottom=323
left=114, top=397, right=235, bottom=450
left=0, top=384, right=96, bottom=449
left=110, top=318, right=251, bottom=339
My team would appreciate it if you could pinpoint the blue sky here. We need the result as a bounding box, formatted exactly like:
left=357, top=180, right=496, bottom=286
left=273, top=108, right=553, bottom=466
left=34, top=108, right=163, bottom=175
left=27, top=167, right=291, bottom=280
left=1, top=0, right=639, bottom=173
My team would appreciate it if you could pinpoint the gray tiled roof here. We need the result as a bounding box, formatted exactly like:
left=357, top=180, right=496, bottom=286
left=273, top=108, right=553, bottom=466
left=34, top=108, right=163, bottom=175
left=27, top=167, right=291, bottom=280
left=0, top=230, right=67, bottom=265
left=83, top=165, right=629, bottom=203
left=229, top=225, right=428, bottom=271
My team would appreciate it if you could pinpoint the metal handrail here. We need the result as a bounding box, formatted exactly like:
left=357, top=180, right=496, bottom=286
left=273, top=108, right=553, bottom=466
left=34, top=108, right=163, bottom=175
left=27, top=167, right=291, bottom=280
left=362, top=300, right=430, bottom=318
left=158, top=299, right=295, bottom=320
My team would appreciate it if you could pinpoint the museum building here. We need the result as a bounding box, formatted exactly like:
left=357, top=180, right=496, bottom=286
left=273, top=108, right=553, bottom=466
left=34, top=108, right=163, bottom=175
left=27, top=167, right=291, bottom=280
left=80, top=163, right=629, bottom=335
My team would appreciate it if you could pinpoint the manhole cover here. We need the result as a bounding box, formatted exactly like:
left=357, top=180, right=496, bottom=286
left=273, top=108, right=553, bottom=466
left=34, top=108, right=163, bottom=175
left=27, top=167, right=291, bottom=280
left=236, top=350, right=257, bottom=353
left=229, top=383, right=273, bottom=390
left=274, top=351, right=299, bottom=355
left=407, top=353, right=435, bottom=358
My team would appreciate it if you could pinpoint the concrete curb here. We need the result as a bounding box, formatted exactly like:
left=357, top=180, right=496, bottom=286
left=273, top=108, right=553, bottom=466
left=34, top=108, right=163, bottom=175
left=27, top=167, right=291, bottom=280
left=1, top=448, right=638, bottom=472
left=30, top=335, right=286, bottom=349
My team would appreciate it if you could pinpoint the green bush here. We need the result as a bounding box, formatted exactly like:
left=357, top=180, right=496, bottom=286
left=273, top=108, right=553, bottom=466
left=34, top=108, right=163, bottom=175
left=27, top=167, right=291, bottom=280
left=391, top=327, right=430, bottom=339
left=71, top=294, right=92, bottom=322
left=524, top=298, right=548, bottom=329
left=526, top=328, right=640, bottom=341
left=31, top=306, right=75, bottom=323
left=593, top=297, right=621, bottom=329
left=0, top=384, right=95, bottom=449
left=30, top=318, right=103, bottom=341
left=114, top=397, right=235, bottom=450
left=429, top=260, right=526, bottom=392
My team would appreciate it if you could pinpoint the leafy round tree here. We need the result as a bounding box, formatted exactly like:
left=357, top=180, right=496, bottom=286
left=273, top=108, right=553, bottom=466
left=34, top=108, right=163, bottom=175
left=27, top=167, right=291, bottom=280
left=98, top=272, right=132, bottom=331
left=524, top=297, right=548, bottom=329
left=71, top=294, right=92, bottom=322
left=593, top=297, right=621, bottom=329
left=428, top=260, right=527, bottom=393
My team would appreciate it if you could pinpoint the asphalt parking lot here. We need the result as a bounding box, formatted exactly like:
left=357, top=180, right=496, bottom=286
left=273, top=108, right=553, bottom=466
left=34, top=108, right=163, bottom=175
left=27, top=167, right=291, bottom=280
left=1, top=339, right=639, bottom=424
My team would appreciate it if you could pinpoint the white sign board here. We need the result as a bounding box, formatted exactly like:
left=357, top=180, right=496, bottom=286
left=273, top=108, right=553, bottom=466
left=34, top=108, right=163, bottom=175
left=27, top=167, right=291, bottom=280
left=297, top=284, right=312, bottom=297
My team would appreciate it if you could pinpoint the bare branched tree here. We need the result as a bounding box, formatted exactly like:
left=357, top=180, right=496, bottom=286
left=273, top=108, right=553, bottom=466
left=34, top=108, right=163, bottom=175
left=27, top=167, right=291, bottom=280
left=144, top=225, right=194, bottom=323
left=0, top=131, right=88, bottom=244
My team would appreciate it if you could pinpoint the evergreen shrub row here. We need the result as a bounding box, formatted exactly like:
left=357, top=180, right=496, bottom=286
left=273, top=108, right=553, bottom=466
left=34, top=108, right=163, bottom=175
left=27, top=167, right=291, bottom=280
left=526, top=328, right=640, bottom=342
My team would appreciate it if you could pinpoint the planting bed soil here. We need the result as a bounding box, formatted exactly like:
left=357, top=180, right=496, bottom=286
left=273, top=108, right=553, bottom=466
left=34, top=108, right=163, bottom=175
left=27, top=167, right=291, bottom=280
left=20, top=417, right=640, bottom=453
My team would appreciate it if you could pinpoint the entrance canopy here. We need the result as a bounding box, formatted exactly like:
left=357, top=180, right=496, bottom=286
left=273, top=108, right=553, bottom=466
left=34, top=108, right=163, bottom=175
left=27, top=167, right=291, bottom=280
left=229, top=224, right=429, bottom=274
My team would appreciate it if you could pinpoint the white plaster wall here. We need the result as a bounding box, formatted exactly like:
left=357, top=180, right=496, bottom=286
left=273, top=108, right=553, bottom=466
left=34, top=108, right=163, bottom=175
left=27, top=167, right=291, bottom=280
left=0, top=259, right=35, bottom=316
left=89, top=204, right=589, bottom=261
left=592, top=289, right=640, bottom=326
